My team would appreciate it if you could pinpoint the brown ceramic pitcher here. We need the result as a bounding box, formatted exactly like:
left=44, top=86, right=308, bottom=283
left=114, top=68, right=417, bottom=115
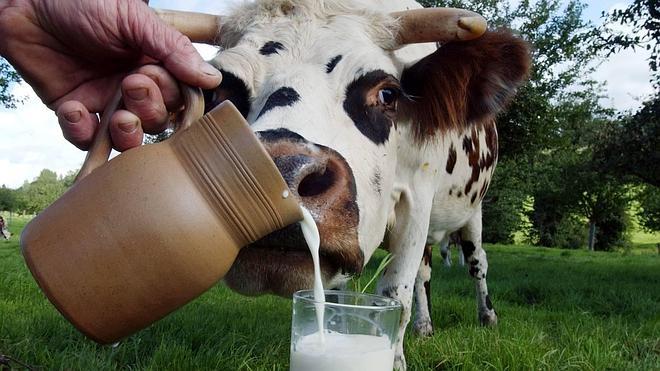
left=20, top=85, right=303, bottom=344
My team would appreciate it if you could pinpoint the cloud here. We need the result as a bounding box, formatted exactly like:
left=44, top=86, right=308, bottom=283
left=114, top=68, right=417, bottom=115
left=592, top=2, right=654, bottom=112
left=1, top=83, right=86, bottom=188
left=150, top=0, right=233, bottom=14
left=594, top=49, right=654, bottom=112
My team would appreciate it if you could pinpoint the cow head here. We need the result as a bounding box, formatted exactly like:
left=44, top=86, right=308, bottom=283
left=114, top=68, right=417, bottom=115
left=198, top=0, right=530, bottom=297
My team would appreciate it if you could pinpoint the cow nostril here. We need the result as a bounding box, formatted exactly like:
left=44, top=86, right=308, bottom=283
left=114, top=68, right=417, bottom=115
left=298, top=165, right=336, bottom=198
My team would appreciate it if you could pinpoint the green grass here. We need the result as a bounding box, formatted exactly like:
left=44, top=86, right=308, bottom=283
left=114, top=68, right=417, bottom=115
left=1, top=219, right=658, bottom=370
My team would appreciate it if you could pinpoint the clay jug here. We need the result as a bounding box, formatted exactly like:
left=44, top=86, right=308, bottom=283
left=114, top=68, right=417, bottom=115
left=20, top=85, right=302, bottom=344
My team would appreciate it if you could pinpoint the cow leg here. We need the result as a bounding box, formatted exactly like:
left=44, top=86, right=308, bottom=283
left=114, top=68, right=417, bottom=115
left=377, top=189, right=434, bottom=371
left=460, top=209, right=497, bottom=326
left=413, top=242, right=434, bottom=337
left=457, top=241, right=466, bottom=266
left=439, top=236, right=451, bottom=267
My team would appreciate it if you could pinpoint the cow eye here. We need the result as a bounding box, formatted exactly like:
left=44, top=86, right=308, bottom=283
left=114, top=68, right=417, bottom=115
left=378, top=88, right=399, bottom=107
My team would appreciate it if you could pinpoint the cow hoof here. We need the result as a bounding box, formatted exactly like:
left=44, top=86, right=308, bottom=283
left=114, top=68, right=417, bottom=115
left=413, top=319, right=434, bottom=337
left=394, top=354, right=407, bottom=371
left=479, top=310, right=498, bottom=327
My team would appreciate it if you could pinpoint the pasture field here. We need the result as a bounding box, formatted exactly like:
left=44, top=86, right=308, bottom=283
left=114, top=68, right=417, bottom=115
left=1, top=216, right=658, bottom=370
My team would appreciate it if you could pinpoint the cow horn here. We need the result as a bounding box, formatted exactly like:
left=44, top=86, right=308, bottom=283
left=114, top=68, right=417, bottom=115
left=390, top=8, right=487, bottom=46
left=153, top=8, right=223, bottom=44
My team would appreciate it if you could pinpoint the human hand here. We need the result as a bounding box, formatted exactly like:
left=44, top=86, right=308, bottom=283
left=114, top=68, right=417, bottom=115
left=0, top=0, right=221, bottom=151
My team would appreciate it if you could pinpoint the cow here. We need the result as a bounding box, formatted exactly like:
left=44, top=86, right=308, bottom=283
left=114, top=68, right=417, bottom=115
left=196, top=0, right=531, bottom=368
left=440, top=231, right=465, bottom=267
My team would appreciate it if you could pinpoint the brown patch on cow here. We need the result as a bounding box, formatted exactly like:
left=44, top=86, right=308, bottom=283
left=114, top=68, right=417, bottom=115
left=478, top=120, right=498, bottom=173
left=470, top=192, right=477, bottom=204
left=422, top=243, right=433, bottom=318
left=479, top=180, right=490, bottom=200
left=424, top=280, right=432, bottom=318
left=423, top=243, right=433, bottom=267
left=446, top=143, right=457, bottom=174
left=462, top=135, right=473, bottom=154
left=464, top=126, right=481, bottom=195
left=399, top=30, right=531, bottom=142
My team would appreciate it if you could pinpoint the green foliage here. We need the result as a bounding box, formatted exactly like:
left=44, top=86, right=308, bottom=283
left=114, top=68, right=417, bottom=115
left=524, top=85, right=632, bottom=251
left=600, top=0, right=660, bottom=86
left=11, top=169, right=73, bottom=214
left=529, top=148, right=633, bottom=251
left=351, top=252, right=393, bottom=293
left=637, top=184, right=660, bottom=232
left=0, top=186, right=18, bottom=212
left=0, top=57, right=21, bottom=109
left=482, top=159, right=530, bottom=243
left=552, top=215, right=588, bottom=249
left=593, top=94, right=660, bottom=187
left=18, top=170, right=66, bottom=214
left=594, top=202, right=631, bottom=251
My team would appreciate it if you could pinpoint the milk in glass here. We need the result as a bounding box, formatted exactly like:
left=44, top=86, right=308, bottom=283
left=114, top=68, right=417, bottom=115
left=291, top=207, right=394, bottom=371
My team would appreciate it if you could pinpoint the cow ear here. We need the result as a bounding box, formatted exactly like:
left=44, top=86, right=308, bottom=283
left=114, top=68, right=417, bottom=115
left=399, top=29, right=531, bottom=141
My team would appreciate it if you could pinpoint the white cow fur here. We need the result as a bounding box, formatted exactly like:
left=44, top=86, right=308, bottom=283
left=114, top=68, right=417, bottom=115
left=210, top=1, right=516, bottom=369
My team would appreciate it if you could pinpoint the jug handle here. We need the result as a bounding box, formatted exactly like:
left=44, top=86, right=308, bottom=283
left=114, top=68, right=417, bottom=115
left=75, top=84, right=205, bottom=182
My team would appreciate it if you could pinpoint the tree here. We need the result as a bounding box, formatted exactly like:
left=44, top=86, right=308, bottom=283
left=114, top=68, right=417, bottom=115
left=637, top=184, right=660, bottom=232
left=18, top=169, right=68, bottom=214
left=595, top=1, right=660, bottom=234
left=592, top=95, right=660, bottom=187
left=600, top=0, right=660, bottom=87
left=0, top=57, right=21, bottom=108
left=529, top=147, right=632, bottom=251
left=0, top=185, right=18, bottom=212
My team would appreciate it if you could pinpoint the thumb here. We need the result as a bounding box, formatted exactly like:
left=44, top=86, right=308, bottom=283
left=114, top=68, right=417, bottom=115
left=125, top=1, right=222, bottom=89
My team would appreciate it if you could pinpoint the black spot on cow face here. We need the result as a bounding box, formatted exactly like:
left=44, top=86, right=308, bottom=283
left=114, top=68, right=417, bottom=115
left=326, top=55, right=343, bottom=73
left=259, top=41, right=285, bottom=55
left=203, top=70, right=251, bottom=118
left=343, top=70, right=401, bottom=145
left=257, top=87, right=300, bottom=119
left=257, top=128, right=306, bottom=143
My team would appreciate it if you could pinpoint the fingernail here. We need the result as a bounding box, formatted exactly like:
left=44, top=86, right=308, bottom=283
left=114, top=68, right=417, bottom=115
left=126, top=88, right=148, bottom=101
left=118, top=121, right=138, bottom=134
left=64, top=111, right=82, bottom=123
left=201, top=62, right=222, bottom=78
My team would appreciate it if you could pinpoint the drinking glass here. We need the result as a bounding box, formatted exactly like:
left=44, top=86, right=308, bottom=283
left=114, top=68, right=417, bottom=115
left=290, top=290, right=402, bottom=371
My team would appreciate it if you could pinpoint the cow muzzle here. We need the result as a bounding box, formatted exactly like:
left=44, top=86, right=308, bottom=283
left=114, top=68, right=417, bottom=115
left=223, top=129, right=362, bottom=297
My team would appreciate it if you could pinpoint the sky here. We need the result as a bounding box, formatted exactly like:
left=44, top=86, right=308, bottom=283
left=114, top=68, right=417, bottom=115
left=0, top=0, right=654, bottom=189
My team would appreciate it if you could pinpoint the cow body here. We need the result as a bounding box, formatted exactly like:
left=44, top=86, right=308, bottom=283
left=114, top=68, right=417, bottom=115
left=203, top=1, right=530, bottom=368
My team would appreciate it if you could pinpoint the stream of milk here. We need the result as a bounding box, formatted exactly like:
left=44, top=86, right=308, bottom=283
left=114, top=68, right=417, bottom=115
left=298, top=207, right=325, bottom=344
left=292, top=207, right=395, bottom=371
